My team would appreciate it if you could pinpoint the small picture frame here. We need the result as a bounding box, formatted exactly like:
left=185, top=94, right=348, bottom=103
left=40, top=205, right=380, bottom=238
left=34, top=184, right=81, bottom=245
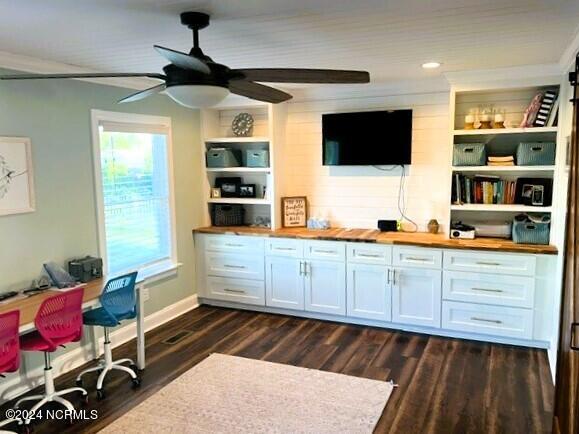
left=211, top=188, right=221, bottom=198
left=215, top=177, right=241, bottom=198
left=239, top=184, right=256, bottom=198
left=281, top=196, right=307, bottom=228
left=515, top=178, right=553, bottom=206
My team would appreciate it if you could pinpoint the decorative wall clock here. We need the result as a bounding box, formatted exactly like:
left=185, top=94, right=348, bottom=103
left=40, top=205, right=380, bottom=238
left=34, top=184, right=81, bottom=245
left=232, top=112, right=254, bottom=137
left=0, top=137, right=35, bottom=216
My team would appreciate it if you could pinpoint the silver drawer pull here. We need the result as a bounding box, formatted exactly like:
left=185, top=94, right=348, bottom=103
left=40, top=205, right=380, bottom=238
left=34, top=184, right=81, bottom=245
left=223, top=288, right=245, bottom=294
left=314, top=249, right=335, bottom=254
left=476, top=261, right=501, bottom=266
left=406, top=256, right=429, bottom=261
left=358, top=253, right=381, bottom=258
left=275, top=247, right=295, bottom=251
left=224, top=264, right=246, bottom=269
left=471, top=317, right=503, bottom=324
left=471, top=287, right=504, bottom=293
left=224, top=243, right=244, bottom=248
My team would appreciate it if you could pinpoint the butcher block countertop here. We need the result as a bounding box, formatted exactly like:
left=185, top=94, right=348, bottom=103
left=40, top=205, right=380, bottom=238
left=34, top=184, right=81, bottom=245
left=193, top=226, right=558, bottom=255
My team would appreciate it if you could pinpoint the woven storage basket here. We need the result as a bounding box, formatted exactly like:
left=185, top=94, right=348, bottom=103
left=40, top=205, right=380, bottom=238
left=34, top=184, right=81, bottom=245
left=212, top=204, right=245, bottom=226
left=516, top=142, right=555, bottom=166
left=453, top=143, right=486, bottom=166
left=512, top=218, right=550, bottom=245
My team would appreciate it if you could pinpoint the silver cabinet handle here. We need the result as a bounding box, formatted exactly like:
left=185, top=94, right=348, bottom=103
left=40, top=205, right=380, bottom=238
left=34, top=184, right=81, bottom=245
left=304, top=262, right=310, bottom=276
left=387, top=268, right=391, bottom=285
left=471, top=287, right=504, bottom=293
left=476, top=261, right=501, bottom=266
left=392, top=269, right=397, bottom=285
left=223, top=288, right=245, bottom=294
left=314, top=249, right=335, bottom=254
left=359, top=253, right=381, bottom=258
left=276, top=247, right=295, bottom=251
left=299, top=261, right=304, bottom=276
left=471, top=317, right=502, bottom=324
left=406, top=256, right=429, bottom=262
left=225, top=243, right=244, bottom=248
left=224, top=264, right=246, bottom=269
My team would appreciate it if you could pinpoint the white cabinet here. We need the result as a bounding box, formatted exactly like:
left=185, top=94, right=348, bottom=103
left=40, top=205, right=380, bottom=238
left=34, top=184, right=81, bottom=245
left=443, top=250, right=536, bottom=276
left=206, top=276, right=265, bottom=306
left=347, top=263, right=391, bottom=321
left=305, top=260, right=346, bottom=315
left=392, top=268, right=442, bottom=328
left=265, top=256, right=304, bottom=310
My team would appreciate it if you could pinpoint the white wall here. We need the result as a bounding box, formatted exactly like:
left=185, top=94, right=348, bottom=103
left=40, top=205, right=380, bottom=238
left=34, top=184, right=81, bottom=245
left=283, top=91, right=450, bottom=231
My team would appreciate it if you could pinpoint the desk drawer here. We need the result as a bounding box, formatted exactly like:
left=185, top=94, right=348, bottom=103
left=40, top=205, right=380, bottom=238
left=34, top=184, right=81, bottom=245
left=206, top=276, right=265, bottom=306
left=442, top=301, right=533, bottom=340
left=443, top=271, right=535, bottom=308
left=205, top=252, right=264, bottom=280
left=347, top=243, right=392, bottom=265
left=204, top=235, right=264, bottom=254
left=443, top=250, right=536, bottom=276
left=266, top=238, right=303, bottom=258
left=304, top=241, right=346, bottom=262
left=392, top=247, right=442, bottom=269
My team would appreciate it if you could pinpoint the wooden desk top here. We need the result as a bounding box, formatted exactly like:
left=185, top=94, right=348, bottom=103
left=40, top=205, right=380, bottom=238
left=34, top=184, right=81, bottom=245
left=193, top=226, right=558, bottom=255
left=0, top=279, right=106, bottom=327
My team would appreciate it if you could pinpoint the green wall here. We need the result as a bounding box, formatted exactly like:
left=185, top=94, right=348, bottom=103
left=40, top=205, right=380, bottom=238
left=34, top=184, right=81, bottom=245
left=0, top=71, right=201, bottom=315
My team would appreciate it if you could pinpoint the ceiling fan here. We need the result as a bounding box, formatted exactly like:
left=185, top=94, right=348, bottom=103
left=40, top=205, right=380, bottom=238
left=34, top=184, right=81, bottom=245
left=0, top=12, right=370, bottom=108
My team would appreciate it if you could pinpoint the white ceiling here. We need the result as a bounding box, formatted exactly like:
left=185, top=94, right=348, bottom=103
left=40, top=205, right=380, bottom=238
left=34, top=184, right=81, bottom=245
left=0, top=0, right=578, bottom=89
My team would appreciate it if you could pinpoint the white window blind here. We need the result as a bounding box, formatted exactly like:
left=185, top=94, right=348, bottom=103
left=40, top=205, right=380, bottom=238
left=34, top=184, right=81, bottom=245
left=97, top=120, right=173, bottom=276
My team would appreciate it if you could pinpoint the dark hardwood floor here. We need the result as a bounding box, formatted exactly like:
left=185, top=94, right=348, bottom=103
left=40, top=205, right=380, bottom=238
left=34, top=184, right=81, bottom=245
left=1, top=305, right=554, bottom=433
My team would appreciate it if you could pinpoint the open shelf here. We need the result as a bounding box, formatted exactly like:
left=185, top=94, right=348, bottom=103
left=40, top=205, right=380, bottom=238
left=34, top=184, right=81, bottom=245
left=208, top=198, right=271, bottom=205
left=452, top=166, right=555, bottom=175
left=205, top=136, right=270, bottom=143
left=206, top=167, right=271, bottom=173
left=450, top=204, right=552, bottom=212
left=453, top=126, right=558, bottom=136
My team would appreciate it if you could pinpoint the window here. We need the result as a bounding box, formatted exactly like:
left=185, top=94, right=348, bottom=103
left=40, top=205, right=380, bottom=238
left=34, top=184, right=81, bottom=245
left=92, top=111, right=177, bottom=277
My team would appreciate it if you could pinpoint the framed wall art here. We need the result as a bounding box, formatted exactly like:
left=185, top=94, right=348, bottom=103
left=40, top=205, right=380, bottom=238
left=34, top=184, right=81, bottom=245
left=281, top=196, right=307, bottom=227
left=0, top=137, right=35, bottom=216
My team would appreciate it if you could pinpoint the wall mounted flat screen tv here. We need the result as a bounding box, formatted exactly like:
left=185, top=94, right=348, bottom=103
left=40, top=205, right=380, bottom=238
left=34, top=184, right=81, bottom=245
left=322, top=110, right=412, bottom=165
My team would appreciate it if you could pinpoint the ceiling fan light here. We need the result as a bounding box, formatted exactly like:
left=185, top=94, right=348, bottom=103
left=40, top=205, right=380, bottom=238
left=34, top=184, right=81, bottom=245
left=165, top=84, right=229, bottom=108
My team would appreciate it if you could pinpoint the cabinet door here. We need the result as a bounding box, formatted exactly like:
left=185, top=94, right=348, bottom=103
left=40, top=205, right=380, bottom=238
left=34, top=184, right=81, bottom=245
left=347, top=263, right=391, bottom=321
left=265, top=256, right=304, bottom=310
left=304, top=260, right=346, bottom=315
left=392, top=267, right=442, bottom=328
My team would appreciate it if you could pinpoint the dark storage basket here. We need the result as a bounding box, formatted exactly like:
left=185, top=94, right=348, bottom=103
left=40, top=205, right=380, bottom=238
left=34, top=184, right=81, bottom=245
left=516, top=142, right=555, bottom=166
left=453, top=143, right=486, bottom=166
left=512, top=216, right=550, bottom=245
left=212, top=204, right=245, bottom=226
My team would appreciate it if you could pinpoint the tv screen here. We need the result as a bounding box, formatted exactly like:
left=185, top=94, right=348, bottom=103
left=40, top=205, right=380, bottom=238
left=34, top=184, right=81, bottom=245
left=322, top=110, right=412, bottom=165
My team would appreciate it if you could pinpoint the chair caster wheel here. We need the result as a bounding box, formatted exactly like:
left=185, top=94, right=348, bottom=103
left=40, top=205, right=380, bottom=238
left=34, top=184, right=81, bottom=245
left=76, top=378, right=83, bottom=387
left=132, top=377, right=141, bottom=388
left=96, top=389, right=106, bottom=400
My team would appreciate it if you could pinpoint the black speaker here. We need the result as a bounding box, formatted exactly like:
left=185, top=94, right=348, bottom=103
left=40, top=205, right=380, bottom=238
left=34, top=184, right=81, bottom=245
left=377, top=219, right=398, bottom=232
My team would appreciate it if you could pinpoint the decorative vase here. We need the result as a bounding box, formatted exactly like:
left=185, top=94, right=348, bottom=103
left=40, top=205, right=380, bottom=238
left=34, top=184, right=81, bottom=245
left=427, top=219, right=439, bottom=234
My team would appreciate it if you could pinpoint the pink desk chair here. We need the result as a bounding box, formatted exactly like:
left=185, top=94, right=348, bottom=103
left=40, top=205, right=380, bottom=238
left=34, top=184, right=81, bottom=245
left=14, top=287, right=88, bottom=427
left=0, top=310, right=21, bottom=433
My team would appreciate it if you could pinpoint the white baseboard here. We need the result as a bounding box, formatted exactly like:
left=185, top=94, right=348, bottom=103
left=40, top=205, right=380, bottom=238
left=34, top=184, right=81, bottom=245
left=0, top=295, right=199, bottom=403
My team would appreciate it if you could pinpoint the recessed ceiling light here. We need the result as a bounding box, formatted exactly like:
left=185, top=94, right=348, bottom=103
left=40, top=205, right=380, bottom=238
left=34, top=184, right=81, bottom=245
left=422, top=62, right=441, bottom=69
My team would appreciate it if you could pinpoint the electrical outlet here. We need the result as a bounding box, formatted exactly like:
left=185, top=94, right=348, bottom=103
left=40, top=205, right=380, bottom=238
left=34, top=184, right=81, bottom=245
left=142, top=287, right=150, bottom=302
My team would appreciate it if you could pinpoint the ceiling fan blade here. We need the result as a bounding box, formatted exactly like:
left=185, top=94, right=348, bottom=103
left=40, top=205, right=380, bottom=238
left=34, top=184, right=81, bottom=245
left=118, top=83, right=167, bottom=104
left=154, top=45, right=211, bottom=74
left=230, top=68, right=370, bottom=84
left=0, top=72, right=166, bottom=80
left=229, top=81, right=292, bottom=104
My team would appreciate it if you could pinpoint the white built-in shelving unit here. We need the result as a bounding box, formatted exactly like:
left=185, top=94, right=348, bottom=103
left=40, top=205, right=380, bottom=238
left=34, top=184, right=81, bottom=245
left=200, top=103, right=287, bottom=229
left=448, top=83, right=565, bottom=244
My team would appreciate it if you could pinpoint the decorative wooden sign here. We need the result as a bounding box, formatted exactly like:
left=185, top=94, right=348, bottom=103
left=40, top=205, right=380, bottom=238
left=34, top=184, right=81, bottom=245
left=281, top=196, right=307, bottom=227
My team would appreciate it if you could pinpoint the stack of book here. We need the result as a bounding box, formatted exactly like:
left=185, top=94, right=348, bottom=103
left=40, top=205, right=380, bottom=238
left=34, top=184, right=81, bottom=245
left=488, top=156, right=514, bottom=166
left=452, top=174, right=517, bottom=205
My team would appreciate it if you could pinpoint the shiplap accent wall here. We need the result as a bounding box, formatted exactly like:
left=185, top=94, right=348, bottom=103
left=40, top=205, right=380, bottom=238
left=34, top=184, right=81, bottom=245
left=283, top=92, right=450, bottom=230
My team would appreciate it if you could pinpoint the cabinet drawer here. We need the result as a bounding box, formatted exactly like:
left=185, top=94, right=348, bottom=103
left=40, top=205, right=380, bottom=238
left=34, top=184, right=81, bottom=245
left=266, top=238, right=304, bottom=258
left=205, top=252, right=264, bottom=280
left=304, top=241, right=346, bottom=262
left=204, top=235, right=264, bottom=254
left=443, top=271, right=535, bottom=308
left=347, top=243, right=392, bottom=265
left=392, top=247, right=442, bottom=269
left=442, top=301, right=533, bottom=340
left=443, top=250, right=536, bottom=276
left=206, top=276, right=265, bottom=306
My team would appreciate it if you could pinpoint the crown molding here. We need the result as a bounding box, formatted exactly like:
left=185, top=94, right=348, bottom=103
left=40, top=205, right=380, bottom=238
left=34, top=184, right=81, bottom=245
left=0, top=50, right=156, bottom=90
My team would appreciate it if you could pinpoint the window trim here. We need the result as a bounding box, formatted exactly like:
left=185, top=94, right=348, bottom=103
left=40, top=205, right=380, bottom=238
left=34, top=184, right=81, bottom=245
left=90, top=109, right=179, bottom=279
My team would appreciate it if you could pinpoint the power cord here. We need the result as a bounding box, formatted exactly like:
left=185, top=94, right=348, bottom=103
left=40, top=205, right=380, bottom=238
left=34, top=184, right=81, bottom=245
left=373, top=164, right=418, bottom=233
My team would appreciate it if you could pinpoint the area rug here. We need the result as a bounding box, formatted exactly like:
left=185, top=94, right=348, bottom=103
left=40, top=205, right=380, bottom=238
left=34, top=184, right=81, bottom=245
left=100, top=353, right=394, bottom=433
